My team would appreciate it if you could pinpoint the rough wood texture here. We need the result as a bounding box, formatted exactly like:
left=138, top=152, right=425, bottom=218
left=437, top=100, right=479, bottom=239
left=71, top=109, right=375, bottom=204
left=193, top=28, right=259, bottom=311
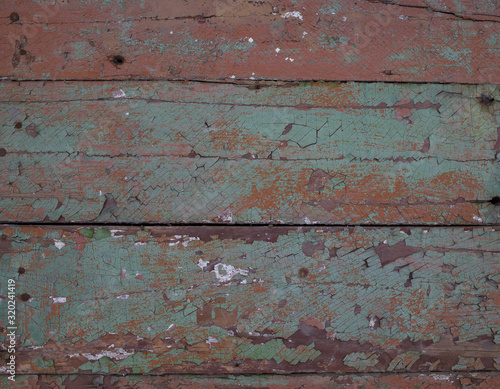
left=1, top=82, right=499, bottom=224
left=1, top=225, right=499, bottom=374
left=1, top=0, right=499, bottom=82
left=3, top=372, right=500, bottom=388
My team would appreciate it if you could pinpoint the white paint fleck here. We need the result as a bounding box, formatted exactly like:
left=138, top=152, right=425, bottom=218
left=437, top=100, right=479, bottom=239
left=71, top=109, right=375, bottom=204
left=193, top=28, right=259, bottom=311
left=110, top=229, right=124, bottom=238
left=342, top=16, right=347, bottom=21
left=197, top=259, right=209, bottom=269
left=281, top=11, right=303, bottom=20
left=248, top=37, right=254, bottom=43
left=285, top=57, right=294, bottom=62
left=213, top=263, right=248, bottom=282
left=399, top=15, right=409, bottom=20
left=275, top=47, right=280, bottom=53
left=302, top=31, right=308, bottom=36
left=112, top=89, right=126, bottom=98
left=240, top=279, right=247, bottom=284
left=125, top=112, right=129, bottom=116
left=218, top=209, right=233, bottom=222
left=473, top=215, right=483, bottom=223
left=69, top=348, right=133, bottom=361
left=303, top=216, right=312, bottom=224
left=108, top=344, right=115, bottom=348
left=54, top=239, right=65, bottom=250
left=400, top=231, right=408, bottom=235
left=433, top=375, right=451, bottom=381
left=369, top=317, right=377, bottom=330
left=383, top=240, right=388, bottom=244
left=99, top=190, right=103, bottom=196
left=423, top=230, right=428, bottom=234
left=206, top=336, right=218, bottom=347
left=52, top=297, right=66, bottom=304
left=134, top=242, right=146, bottom=246
left=230, top=75, right=235, bottom=79
left=170, top=31, right=173, bottom=34
left=137, top=336, right=143, bottom=340
left=116, top=294, right=129, bottom=300
left=167, top=324, right=175, bottom=331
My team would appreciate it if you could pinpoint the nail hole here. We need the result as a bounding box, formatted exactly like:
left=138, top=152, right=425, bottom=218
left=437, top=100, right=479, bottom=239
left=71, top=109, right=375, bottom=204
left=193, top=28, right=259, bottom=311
left=19, top=49, right=26, bottom=55
left=20, top=293, right=31, bottom=301
left=14, top=121, right=22, bottom=129
left=18, top=266, right=26, bottom=275
left=491, top=196, right=500, bottom=206
left=10, top=12, right=19, bottom=22
left=109, top=55, right=125, bottom=66
left=0, top=148, right=6, bottom=157
left=298, top=267, right=309, bottom=278
left=478, top=93, right=494, bottom=106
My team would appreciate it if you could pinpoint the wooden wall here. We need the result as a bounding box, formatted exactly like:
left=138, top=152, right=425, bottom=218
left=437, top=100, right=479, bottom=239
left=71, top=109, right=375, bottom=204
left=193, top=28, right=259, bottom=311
left=1, top=0, right=499, bottom=387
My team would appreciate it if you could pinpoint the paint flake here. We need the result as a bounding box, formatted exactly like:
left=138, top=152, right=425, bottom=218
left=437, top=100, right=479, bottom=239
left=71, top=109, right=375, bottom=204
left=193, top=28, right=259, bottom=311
left=281, top=11, right=303, bottom=20
left=54, top=239, right=65, bottom=250
left=213, top=263, right=248, bottom=282
left=112, top=89, right=126, bottom=98
left=52, top=297, right=66, bottom=303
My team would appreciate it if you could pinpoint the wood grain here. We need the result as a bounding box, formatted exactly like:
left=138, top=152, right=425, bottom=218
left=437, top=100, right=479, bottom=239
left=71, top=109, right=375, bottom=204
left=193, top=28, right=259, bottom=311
left=1, top=0, right=499, bottom=82
left=1, top=81, right=499, bottom=224
left=3, top=372, right=500, bottom=388
left=1, top=225, right=499, bottom=374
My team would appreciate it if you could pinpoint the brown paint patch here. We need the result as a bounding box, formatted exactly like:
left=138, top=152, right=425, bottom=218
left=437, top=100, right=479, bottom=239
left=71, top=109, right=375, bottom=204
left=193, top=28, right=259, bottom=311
left=25, top=123, right=39, bottom=138
left=302, top=240, right=326, bottom=257
left=303, top=316, right=325, bottom=330
left=306, top=169, right=333, bottom=192
left=197, top=303, right=213, bottom=327
left=282, top=123, right=293, bottom=135
left=213, top=307, right=238, bottom=328
left=420, top=137, right=430, bottom=153
left=373, top=240, right=422, bottom=267
left=298, top=267, right=309, bottom=278
left=0, top=148, right=6, bottom=157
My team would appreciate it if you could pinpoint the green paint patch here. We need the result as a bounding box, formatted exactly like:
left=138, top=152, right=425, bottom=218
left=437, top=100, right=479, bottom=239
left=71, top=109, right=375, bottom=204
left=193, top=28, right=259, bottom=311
left=79, top=228, right=94, bottom=238
left=344, top=352, right=379, bottom=371
left=94, top=229, right=111, bottom=240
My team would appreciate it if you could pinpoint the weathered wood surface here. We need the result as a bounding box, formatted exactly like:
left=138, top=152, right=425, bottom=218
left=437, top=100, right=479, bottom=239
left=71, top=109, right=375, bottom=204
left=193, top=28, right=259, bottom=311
left=1, top=225, right=499, bottom=374
left=3, top=372, right=500, bottom=388
left=1, top=0, right=499, bottom=83
left=1, top=81, right=499, bottom=224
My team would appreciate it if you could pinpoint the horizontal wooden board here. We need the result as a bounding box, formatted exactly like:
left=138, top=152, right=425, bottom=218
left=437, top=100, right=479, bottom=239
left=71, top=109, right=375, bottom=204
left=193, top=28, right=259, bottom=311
left=1, top=225, right=499, bottom=374
left=1, top=0, right=499, bottom=82
left=3, top=372, right=500, bottom=388
left=1, top=81, right=499, bottom=224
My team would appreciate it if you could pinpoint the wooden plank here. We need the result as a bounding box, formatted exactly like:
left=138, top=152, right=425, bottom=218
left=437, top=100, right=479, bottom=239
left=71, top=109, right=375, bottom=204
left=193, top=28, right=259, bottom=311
left=1, top=0, right=499, bottom=83
left=3, top=372, right=500, bottom=388
left=1, top=81, right=499, bottom=224
left=1, top=225, right=499, bottom=375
